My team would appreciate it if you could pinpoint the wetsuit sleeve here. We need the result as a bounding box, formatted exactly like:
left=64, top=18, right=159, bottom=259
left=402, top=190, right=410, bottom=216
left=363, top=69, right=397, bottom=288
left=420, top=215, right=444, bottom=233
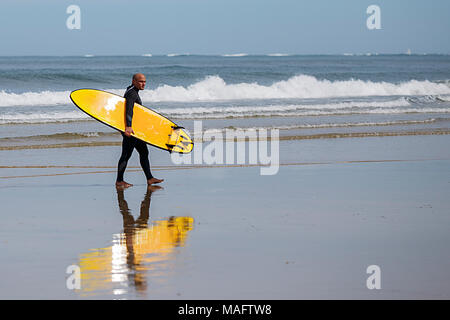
left=124, top=91, right=137, bottom=127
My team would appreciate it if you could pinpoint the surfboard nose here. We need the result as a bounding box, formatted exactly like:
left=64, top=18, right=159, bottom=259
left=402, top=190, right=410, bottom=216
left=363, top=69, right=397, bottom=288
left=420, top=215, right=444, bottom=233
left=70, top=88, right=86, bottom=99
left=70, top=88, right=93, bottom=107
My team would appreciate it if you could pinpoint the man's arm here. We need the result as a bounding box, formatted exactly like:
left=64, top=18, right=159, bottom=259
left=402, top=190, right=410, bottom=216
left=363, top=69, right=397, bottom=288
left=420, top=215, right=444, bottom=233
left=125, top=91, right=137, bottom=127
left=124, top=90, right=137, bottom=136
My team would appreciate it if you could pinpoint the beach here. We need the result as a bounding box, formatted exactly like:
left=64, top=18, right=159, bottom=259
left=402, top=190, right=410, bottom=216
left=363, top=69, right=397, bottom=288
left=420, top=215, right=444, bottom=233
left=1, top=133, right=449, bottom=299
left=0, top=54, right=449, bottom=299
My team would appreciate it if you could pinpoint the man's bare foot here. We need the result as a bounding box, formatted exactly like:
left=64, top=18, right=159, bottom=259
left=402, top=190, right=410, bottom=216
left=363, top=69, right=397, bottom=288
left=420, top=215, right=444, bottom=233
left=116, top=181, right=133, bottom=188
left=147, top=177, right=164, bottom=185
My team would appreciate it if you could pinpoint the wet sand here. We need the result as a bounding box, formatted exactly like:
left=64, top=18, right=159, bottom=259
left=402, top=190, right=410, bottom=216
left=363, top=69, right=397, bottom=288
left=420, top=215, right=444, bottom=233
left=0, top=135, right=449, bottom=299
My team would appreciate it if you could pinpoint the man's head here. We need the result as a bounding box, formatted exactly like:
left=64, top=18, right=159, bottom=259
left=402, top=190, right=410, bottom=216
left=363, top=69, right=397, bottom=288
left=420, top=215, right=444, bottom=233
left=132, top=73, right=146, bottom=90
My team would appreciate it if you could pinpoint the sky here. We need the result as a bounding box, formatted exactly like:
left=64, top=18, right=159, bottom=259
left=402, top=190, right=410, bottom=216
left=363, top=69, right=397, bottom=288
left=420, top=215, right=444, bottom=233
left=1, top=0, right=449, bottom=55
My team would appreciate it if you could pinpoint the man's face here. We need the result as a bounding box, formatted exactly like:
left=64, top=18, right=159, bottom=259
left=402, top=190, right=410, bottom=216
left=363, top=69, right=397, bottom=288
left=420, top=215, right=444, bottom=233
left=133, top=74, right=146, bottom=90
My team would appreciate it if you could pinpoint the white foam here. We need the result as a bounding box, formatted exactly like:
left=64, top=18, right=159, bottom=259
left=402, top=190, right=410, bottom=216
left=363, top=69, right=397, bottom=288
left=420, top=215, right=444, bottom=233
left=0, top=110, right=89, bottom=124
left=167, top=53, right=189, bottom=57
left=194, top=119, right=440, bottom=135
left=81, top=132, right=100, bottom=137
left=170, top=108, right=449, bottom=119
left=0, top=90, right=72, bottom=107
left=1, top=75, right=450, bottom=108
left=2, top=103, right=448, bottom=124
left=437, top=95, right=450, bottom=102
left=267, top=53, right=291, bottom=57
left=139, top=75, right=450, bottom=102
left=157, top=99, right=411, bottom=117
left=156, top=102, right=450, bottom=119
left=221, top=53, right=248, bottom=57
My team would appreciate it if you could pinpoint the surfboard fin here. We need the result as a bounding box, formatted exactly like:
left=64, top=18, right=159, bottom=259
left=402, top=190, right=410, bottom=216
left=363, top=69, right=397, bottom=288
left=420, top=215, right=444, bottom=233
left=166, top=143, right=187, bottom=153
left=180, top=140, right=193, bottom=147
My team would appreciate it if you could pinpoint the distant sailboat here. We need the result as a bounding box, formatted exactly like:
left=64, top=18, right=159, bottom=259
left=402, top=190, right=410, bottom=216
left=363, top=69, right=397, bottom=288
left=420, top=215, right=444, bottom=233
left=406, top=48, right=412, bottom=55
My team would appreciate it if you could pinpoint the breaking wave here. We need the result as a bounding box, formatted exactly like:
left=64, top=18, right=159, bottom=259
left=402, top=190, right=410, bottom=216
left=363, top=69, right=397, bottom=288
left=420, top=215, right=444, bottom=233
left=1, top=75, right=450, bottom=107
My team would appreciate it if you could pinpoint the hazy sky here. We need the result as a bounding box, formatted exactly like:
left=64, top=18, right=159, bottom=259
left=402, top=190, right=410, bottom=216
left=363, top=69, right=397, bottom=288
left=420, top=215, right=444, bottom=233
left=1, top=0, right=449, bottom=55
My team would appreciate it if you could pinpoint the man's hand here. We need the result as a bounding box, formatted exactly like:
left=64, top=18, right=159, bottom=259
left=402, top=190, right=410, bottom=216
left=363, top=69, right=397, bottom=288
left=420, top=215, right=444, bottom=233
left=124, top=126, right=134, bottom=137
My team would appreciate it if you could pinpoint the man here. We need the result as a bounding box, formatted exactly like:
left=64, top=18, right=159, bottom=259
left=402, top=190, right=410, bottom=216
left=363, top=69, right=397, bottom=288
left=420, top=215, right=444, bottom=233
left=116, top=73, right=164, bottom=188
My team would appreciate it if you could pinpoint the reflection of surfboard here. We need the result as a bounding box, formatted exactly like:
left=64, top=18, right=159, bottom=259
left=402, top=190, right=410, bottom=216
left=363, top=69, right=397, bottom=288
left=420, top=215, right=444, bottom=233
left=77, top=216, right=194, bottom=296
left=70, top=89, right=193, bottom=153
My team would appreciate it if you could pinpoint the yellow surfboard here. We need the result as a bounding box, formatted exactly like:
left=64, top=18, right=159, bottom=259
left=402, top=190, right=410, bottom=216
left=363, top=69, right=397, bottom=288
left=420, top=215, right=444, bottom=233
left=70, top=89, right=193, bottom=153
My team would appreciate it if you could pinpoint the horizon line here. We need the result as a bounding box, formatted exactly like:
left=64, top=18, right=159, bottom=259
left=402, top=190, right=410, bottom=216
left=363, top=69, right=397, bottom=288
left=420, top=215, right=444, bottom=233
left=1, top=52, right=450, bottom=58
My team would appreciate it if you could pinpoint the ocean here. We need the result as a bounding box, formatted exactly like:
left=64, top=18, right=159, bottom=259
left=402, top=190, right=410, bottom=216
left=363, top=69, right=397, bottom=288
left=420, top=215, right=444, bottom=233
left=1, top=54, right=449, bottom=149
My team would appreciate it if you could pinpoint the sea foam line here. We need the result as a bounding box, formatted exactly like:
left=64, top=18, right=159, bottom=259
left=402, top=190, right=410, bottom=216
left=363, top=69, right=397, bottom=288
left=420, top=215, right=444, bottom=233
left=1, top=75, right=449, bottom=107
left=2, top=104, right=449, bottom=124
left=140, top=75, right=450, bottom=102
left=2, top=118, right=443, bottom=141
left=221, top=53, right=248, bottom=57
left=2, top=103, right=450, bottom=124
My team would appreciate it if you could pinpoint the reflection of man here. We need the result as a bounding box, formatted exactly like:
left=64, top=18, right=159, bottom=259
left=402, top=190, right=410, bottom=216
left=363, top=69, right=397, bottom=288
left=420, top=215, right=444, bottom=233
left=116, top=186, right=161, bottom=293
left=116, top=73, right=163, bottom=189
left=76, top=187, right=194, bottom=297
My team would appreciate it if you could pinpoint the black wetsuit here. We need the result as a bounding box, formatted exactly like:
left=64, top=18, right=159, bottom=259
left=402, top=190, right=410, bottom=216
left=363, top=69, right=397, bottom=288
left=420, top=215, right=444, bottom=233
left=116, top=85, right=153, bottom=182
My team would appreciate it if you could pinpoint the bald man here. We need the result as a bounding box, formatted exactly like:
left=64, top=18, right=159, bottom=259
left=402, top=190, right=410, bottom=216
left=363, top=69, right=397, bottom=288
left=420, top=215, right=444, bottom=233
left=116, top=73, right=164, bottom=188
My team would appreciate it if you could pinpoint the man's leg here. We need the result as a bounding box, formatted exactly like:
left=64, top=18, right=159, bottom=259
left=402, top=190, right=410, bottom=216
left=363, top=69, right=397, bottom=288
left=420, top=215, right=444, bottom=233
left=135, top=140, right=164, bottom=185
left=116, top=134, right=136, bottom=187
left=134, top=140, right=153, bottom=180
